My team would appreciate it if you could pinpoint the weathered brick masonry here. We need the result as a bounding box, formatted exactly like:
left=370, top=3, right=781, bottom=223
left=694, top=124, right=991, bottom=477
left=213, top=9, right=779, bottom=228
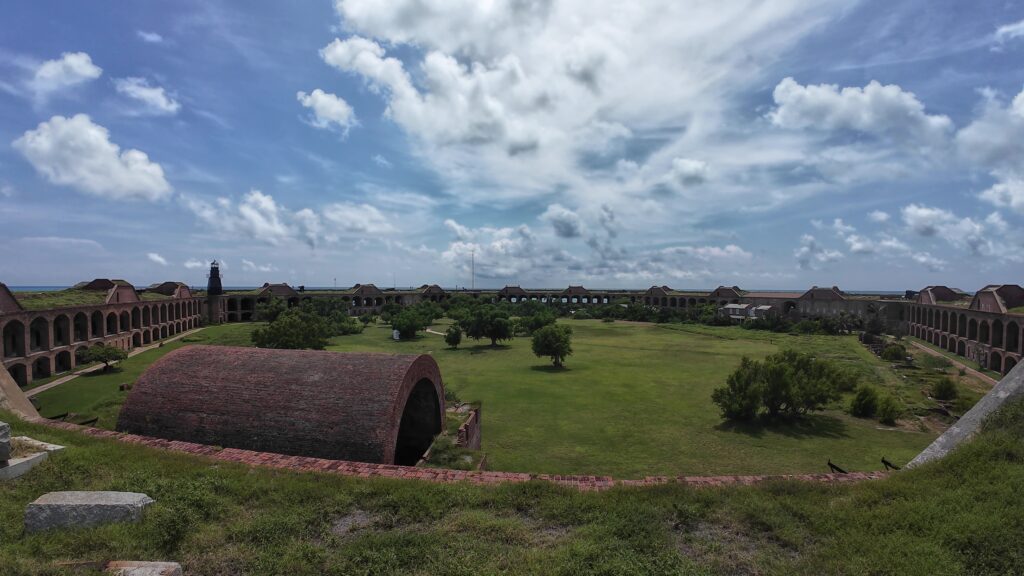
left=116, top=346, right=445, bottom=465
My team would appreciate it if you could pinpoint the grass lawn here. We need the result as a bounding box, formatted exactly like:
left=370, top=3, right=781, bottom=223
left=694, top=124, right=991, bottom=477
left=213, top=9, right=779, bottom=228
left=1, top=400, right=1023, bottom=575
left=327, top=320, right=935, bottom=477
left=33, top=320, right=937, bottom=478
left=31, top=325, right=257, bottom=429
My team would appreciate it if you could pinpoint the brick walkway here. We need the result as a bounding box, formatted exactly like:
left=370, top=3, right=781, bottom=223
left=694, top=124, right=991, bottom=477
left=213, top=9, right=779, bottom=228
left=32, top=419, right=888, bottom=491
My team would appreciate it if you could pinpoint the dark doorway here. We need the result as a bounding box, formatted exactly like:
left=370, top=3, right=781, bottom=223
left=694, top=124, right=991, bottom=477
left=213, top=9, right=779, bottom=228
left=394, top=379, right=442, bottom=466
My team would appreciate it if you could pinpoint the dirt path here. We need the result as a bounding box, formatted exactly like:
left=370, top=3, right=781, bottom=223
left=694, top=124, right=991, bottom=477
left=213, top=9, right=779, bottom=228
left=907, top=340, right=997, bottom=387
left=26, top=328, right=206, bottom=398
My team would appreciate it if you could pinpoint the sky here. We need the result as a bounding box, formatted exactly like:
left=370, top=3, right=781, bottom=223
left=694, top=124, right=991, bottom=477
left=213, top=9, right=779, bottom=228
left=1, top=0, right=1023, bottom=291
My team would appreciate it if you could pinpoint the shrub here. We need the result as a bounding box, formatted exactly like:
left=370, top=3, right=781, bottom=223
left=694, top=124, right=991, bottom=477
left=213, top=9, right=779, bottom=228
left=444, top=325, right=462, bottom=349
left=255, top=296, right=286, bottom=323
left=881, top=343, right=908, bottom=362
left=572, top=310, right=592, bottom=320
left=711, top=350, right=852, bottom=421
left=531, top=324, right=573, bottom=367
left=83, top=345, right=129, bottom=372
left=932, top=377, right=959, bottom=401
left=920, top=354, right=952, bottom=371
left=601, top=317, right=615, bottom=323
left=878, top=395, right=902, bottom=425
left=710, top=357, right=762, bottom=421
left=850, top=385, right=879, bottom=418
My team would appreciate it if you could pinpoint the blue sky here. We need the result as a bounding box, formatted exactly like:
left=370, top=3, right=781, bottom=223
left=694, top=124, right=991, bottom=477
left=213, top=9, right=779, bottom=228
left=1, top=0, right=1023, bottom=291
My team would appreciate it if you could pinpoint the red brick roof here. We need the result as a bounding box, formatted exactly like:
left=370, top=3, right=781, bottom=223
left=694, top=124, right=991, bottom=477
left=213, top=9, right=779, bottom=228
left=116, top=346, right=445, bottom=465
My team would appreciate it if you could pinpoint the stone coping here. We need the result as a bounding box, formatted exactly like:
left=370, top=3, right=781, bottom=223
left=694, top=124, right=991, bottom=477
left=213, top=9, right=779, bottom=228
left=29, top=418, right=887, bottom=491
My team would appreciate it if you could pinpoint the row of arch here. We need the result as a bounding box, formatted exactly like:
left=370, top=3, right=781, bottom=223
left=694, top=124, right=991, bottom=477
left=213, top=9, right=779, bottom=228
left=2, top=299, right=202, bottom=359
left=642, top=296, right=741, bottom=308
left=909, top=305, right=1022, bottom=376
left=5, top=317, right=199, bottom=388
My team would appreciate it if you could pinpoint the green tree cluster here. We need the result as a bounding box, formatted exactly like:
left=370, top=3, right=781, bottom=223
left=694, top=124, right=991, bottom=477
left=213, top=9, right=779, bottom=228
left=252, top=307, right=331, bottom=350
left=84, top=345, right=129, bottom=372
left=531, top=324, right=573, bottom=367
left=711, top=350, right=856, bottom=421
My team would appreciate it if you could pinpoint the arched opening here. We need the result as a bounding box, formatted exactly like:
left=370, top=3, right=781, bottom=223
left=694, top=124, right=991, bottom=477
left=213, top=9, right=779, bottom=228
left=783, top=301, right=797, bottom=315
left=394, top=378, right=442, bottom=466
left=32, top=356, right=51, bottom=380
left=7, top=364, right=27, bottom=388
left=161, top=326, right=168, bottom=339
left=940, top=335, right=947, bottom=349
left=73, top=313, right=89, bottom=342
left=1008, top=322, right=1020, bottom=354
left=91, top=311, right=104, bottom=338
left=75, top=346, right=89, bottom=365
left=968, top=319, right=978, bottom=341
left=957, top=339, right=966, bottom=357
left=1006, top=357, right=1018, bottom=375
left=106, top=312, right=118, bottom=335
left=947, top=337, right=956, bottom=352
left=143, top=331, right=151, bottom=345
left=55, top=350, right=72, bottom=373
left=132, top=332, right=142, bottom=348
left=3, top=320, right=26, bottom=358
left=980, top=321, right=990, bottom=344
left=990, top=351, right=1002, bottom=373
left=119, top=311, right=130, bottom=332
left=132, top=307, right=141, bottom=329
left=52, top=314, right=70, bottom=347
left=29, top=317, right=50, bottom=352
left=142, top=307, right=151, bottom=327
left=993, top=319, right=1005, bottom=349
left=160, top=304, right=168, bottom=323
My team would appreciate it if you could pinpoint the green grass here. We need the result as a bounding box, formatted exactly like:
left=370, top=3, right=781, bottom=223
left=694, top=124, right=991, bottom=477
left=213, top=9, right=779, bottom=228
left=14, top=289, right=109, bottom=310
left=2, top=399, right=1024, bottom=575
left=31, top=325, right=257, bottom=429
left=325, top=320, right=934, bottom=477
left=34, top=320, right=937, bottom=477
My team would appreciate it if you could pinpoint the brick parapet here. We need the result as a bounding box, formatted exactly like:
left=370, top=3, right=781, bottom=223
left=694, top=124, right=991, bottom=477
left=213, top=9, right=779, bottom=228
left=31, top=418, right=888, bottom=491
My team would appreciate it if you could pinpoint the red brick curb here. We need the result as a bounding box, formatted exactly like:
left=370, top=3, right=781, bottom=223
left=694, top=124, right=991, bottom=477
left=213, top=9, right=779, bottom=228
left=31, top=419, right=888, bottom=491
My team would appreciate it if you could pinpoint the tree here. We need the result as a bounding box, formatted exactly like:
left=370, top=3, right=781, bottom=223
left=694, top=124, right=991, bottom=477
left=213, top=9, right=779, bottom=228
left=711, top=357, right=762, bottom=421
left=461, top=305, right=513, bottom=346
left=392, top=309, right=427, bottom=339
left=531, top=324, right=573, bottom=367
left=444, top=325, right=462, bottom=349
left=932, top=377, right=959, bottom=401
left=255, top=296, right=287, bottom=323
left=865, top=315, right=884, bottom=336
left=252, top=308, right=330, bottom=350
left=711, top=350, right=850, bottom=422
left=327, top=311, right=363, bottom=336
left=84, top=345, right=128, bottom=372
left=359, top=313, right=376, bottom=327
left=877, top=395, right=902, bottom=425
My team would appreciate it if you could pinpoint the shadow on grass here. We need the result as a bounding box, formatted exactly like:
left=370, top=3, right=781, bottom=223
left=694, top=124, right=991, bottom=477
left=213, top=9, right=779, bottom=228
left=714, top=413, right=850, bottom=440
left=80, top=367, right=124, bottom=378
left=467, top=344, right=513, bottom=355
left=529, top=365, right=572, bottom=373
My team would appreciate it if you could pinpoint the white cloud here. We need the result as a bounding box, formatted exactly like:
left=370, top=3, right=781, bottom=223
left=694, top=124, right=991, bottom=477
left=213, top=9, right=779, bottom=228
left=137, top=30, right=164, bottom=43
left=0, top=183, right=14, bottom=198
left=956, top=88, right=1024, bottom=175
left=911, top=251, right=946, bottom=272
left=296, top=89, right=357, bottom=134
left=29, top=52, right=102, bottom=101
left=901, top=203, right=1002, bottom=257
left=769, top=77, right=952, bottom=145
left=444, top=219, right=474, bottom=241
left=373, top=154, right=392, bottom=168
left=242, top=259, right=276, bottom=272
left=184, top=259, right=205, bottom=269
left=663, top=244, right=752, bottom=261
left=147, top=252, right=168, bottom=266
left=868, top=210, right=890, bottom=223
left=667, top=158, right=708, bottom=186
left=812, top=217, right=855, bottom=237
left=12, top=114, right=172, bottom=201
left=994, top=19, right=1024, bottom=45
left=114, top=77, right=181, bottom=115
left=794, top=234, right=843, bottom=270
left=980, top=178, right=1024, bottom=214
left=540, top=203, right=584, bottom=238
left=323, top=0, right=853, bottom=211
left=322, top=202, right=394, bottom=234
left=182, top=191, right=395, bottom=248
